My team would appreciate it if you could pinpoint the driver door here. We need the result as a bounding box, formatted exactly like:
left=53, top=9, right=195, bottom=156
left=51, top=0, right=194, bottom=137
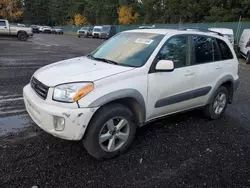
left=146, top=35, right=196, bottom=121
left=0, top=20, right=8, bottom=36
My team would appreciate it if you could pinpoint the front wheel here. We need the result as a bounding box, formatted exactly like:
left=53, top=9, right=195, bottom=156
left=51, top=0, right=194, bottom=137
left=203, top=86, right=228, bottom=120
left=84, top=104, right=137, bottom=160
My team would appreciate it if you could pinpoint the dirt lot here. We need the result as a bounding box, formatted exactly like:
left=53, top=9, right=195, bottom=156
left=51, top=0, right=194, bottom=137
left=0, top=34, right=250, bottom=188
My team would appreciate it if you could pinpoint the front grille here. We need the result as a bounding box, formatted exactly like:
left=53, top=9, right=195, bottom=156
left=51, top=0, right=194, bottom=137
left=79, top=31, right=85, bottom=34
left=30, top=77, right=49, bottom=100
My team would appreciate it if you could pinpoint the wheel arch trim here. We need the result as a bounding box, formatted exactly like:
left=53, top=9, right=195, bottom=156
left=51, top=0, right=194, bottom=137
left=207, top=75, right=235, bottom=104
left=88, top=89, right=146, bottom=123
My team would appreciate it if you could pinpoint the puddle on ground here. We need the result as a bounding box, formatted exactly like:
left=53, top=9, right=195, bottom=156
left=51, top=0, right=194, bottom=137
left=0, top=114, right=33, bottom=136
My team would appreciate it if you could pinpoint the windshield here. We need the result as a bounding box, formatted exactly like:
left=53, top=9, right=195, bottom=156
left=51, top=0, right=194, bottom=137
left=91, top=32, right=164, bottom=67
left=94, top=28, right=102, bottom=32
left=102, top=26, right=111, bottom=32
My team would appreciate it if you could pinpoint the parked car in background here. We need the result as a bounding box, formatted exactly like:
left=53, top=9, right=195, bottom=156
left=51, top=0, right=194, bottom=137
left=39, top=26, right=52, bottom=34
left=239, top=29, right=250, bottom=64
left=52, top=27, right=64, bottom=35
left=92, top=26, right=102, bottom=38
left=77, top=27, right=93, bottom=38
left=38, top=26, right=43, bottom=33
left=17, top=23, right=26, bottom=27
left=100, top=25, right=116, bottom=39
left=23, top=28, right=239, bottom=159
left=209, top=28, right=234, bottom=46
left=31, top=25, right=40, bottom=33
left=0, top=19, right=33, bottom=41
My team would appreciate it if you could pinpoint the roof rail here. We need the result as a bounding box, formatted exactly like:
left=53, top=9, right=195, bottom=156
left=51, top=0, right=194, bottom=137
left=178, top=27, right=224, bottom=36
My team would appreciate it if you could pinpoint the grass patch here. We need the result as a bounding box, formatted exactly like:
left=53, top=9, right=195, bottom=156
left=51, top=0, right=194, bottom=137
left=238, top=58, right=246, bottom=64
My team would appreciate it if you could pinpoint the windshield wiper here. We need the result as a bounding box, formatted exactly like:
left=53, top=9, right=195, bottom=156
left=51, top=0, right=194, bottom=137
left=86, top=54, right=118, bottom=65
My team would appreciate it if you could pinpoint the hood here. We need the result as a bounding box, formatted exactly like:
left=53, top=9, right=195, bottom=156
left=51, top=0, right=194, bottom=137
left=33, top=57, right=134, bottom=87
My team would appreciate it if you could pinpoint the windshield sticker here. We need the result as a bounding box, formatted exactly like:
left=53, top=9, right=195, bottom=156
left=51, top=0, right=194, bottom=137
left=135, top=38, right=153, bottom=45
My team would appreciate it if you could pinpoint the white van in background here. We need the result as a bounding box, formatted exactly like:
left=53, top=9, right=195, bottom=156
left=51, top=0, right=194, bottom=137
left=209, top=28, right=234, bottom=46
left=238, top=29, right=250, bottom=64
left=92, top=26, right=102, bottom=38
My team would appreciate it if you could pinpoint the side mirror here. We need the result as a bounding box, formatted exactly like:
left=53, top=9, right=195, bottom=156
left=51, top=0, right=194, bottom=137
left=155, top=60, right=174, bottom=72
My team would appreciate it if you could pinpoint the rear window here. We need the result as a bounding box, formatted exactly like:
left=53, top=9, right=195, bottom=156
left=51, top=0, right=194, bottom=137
left=216, top=39, right=233, bottom=60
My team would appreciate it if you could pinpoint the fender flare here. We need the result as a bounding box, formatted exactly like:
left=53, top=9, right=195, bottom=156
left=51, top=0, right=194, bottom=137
left=88, top=89, right=146, bottom=122
left=207, top=75, right=235, bottom=104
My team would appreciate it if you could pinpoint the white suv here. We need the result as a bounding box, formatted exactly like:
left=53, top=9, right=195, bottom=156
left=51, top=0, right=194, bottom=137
left=23, top=29, right=239, bottom=159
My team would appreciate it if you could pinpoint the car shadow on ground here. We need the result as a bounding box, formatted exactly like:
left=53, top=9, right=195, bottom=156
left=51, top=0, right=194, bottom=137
left=0, top=37, right=33, bottom=43
left=1, top=109, right=250, bottom=187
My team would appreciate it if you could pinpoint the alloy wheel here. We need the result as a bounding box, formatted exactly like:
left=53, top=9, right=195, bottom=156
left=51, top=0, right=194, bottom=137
left=99, top=117, right=130, bottom=152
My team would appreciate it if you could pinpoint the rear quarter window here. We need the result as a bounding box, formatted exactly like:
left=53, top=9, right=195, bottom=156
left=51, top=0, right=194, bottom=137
left=216, top=39, right=234, bottom=60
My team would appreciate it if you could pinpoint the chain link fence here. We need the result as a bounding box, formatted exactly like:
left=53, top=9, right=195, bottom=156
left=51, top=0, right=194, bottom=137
left=58, top=22, right=250, bottom=41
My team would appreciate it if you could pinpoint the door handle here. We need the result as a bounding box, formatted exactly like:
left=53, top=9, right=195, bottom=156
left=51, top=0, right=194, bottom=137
left=185, top=72, right=194, bottom=76
left=216, top=66, right=222, bottom=70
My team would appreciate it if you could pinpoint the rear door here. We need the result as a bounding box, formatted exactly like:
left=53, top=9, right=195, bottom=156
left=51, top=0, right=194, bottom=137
left=189, top=35, right=221, bottom=106
left=0, top=20, right=9, bottom=36
left=216, top=38, right=235, bottom=76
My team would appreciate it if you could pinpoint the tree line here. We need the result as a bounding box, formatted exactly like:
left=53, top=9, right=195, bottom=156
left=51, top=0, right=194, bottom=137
left=1, top=0, right=250, bottom=25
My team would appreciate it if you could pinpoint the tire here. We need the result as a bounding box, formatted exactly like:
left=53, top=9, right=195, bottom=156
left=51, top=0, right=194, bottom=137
left=78, top=35, right=81, bottom=38
left=246, top=52, right=250, bottom=64
left=17, top=32, right=28, bottom=41
left=203, top=86, right=229, bottom=120
left=84, top=103, right=137, bottom=160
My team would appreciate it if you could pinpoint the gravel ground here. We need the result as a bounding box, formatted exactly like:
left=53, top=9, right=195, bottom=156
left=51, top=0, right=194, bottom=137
left=0, top=34, right=250, bottom=188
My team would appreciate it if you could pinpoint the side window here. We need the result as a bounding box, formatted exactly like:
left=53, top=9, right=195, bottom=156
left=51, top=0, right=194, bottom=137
left=0, top=21, right=6, bottom=26
left=212, top=38, right=221, bottom=61
left=216, top=39, right=233, bottom=60
left=192, top=36, right=213, bottom=64
left=157, top=36, right=188, bottom=68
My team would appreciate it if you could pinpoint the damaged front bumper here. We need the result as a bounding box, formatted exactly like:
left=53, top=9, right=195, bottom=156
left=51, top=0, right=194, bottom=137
left=23, top=84, right=98, bottom=140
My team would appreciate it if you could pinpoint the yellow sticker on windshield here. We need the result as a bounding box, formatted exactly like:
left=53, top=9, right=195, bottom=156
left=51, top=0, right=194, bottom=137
left=135, top=38, right=153, bottom=45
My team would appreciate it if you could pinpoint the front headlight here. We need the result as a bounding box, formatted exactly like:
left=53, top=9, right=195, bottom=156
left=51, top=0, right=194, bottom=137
left=53, top=82, right=94, bottom=103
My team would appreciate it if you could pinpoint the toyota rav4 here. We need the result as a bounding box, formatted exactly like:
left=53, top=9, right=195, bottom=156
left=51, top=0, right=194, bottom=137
left=23, top=28, right=239, bottom=159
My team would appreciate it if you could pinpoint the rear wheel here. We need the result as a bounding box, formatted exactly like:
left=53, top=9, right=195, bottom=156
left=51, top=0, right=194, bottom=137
left=84, top=104, right=137, bottom=160
left=203, top=86, right=228, bottom=120
left=17, top=32, right=28, bottom=41
left=246, top=52, right=250, bottom=64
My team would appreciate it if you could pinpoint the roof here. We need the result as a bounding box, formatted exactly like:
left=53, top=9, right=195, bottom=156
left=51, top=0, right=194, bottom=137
left=124, top=28, right=226, bottom=39
left=208, top=28, right=234, bottom=35
left=124, top=29, right=179, bottom=35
